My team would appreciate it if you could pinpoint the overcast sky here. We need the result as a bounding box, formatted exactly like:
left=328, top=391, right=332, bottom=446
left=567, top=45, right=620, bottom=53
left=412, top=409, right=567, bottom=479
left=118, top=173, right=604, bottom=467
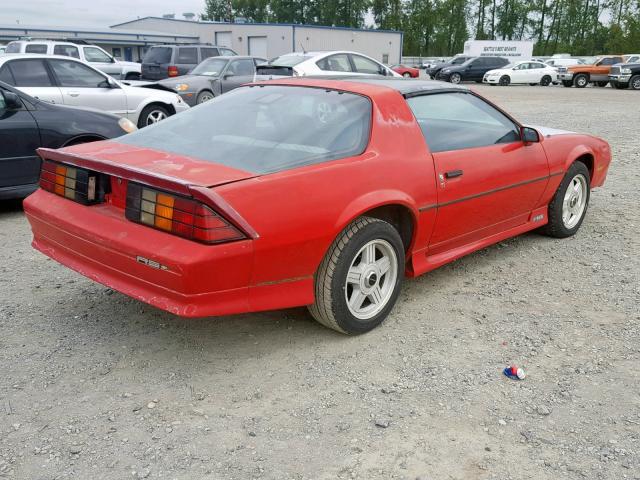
left=0, top=1, right=206, bottom=28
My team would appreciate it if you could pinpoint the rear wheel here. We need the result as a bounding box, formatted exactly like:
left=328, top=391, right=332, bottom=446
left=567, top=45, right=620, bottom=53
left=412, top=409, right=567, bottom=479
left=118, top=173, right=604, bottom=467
left=573, top=74, right=589, bottom=88
left=499, top=75, right=510, bottom=86
left=630, top=75, right=640, bottom=90
left=138, top=104, right=170, bottom=128
left=308, top=217, right=404, bottom=334
left=540, top=75, right=552, bottom=86
left=529, top=82, right=537, bottom=86
left=543, top=162, right=591, bottom=238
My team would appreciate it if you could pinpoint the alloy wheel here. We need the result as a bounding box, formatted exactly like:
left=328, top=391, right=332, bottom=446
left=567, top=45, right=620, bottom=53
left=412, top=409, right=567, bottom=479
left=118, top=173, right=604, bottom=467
left=146, top=110, right=167, bottom=125
left=562, top=174, right=588, bottom=229
left=344, top=239, right=398, bottom=320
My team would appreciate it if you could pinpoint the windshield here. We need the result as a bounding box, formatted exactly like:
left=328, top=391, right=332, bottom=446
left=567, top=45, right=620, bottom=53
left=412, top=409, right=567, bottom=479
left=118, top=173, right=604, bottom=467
left=191, top=58, right=229, bottom=76
left=452, top=57, right=467, bottom=65
left=118, top=86, right=372, bottom=174
left=269, top=54, right=312, bottom=66
left=5, top=43, right=21, bottom=54
left=143, top=47, right=172, bottom=64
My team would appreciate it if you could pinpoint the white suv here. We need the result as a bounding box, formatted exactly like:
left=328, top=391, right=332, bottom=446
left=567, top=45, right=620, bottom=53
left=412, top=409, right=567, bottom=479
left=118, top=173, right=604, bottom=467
left=5, top=40, right=141, bottom=80
left=0, top=54, right=188, bottom=127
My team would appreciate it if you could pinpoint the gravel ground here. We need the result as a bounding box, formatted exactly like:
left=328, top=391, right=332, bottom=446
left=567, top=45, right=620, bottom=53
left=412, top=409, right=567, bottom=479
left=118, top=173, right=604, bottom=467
left=1, top=85, right=639, bottom=480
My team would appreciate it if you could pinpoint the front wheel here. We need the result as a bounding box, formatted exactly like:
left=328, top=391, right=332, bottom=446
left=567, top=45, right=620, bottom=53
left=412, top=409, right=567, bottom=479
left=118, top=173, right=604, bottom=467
left=574, top=74, right=589, bottom=88
left=449, top=73, right=462, bottom=84
left=402, top=72, right=411, bottom=78
left=543, top=162, right=591, bottom=238
left=499, top=75, right=510, bottom=86
left=562, top=80, right=573, bottom=87
left=308, top=217, right=404, bottom=334
left=630, top=75, right=640, bottom=90
left=137, top=104, right=171, bottom=128
left=196, top=90, right=215, bottom=104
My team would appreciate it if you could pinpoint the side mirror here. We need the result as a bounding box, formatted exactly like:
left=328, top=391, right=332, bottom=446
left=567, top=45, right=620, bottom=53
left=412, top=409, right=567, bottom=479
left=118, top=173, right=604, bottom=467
left=223, top=72, right=235, bottom=79
left=522, top=127, right=540, bottom=144
left=2, top=91, right=22, bottom=109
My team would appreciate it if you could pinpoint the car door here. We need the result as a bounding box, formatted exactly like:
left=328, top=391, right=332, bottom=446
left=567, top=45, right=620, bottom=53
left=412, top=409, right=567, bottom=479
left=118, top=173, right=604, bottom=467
left=0, top=58, right=63, bottom=105
left=220, top=58, right=257, bottom=93
left=83, top=46, right=121, bottom=78
left=47, top=58, right=128, bottom=116
left=405, top=91, right=550, bottom=254
left=315, top=53, right=354, bottom=76
left=0, top=87, right=42, bottom=191
left=508, top=63, right=528, bottom=83
left=465, top=58, right=486, bottom=80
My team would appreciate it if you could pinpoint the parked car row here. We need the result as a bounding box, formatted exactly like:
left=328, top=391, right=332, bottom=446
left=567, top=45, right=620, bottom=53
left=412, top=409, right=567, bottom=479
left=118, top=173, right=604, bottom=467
left=558, top=54, right=640, bottom=89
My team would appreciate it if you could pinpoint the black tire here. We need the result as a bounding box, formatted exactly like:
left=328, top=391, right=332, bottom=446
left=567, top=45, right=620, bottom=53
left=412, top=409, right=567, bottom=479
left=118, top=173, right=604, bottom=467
left=125, top=72, right=140, bottom=81
left=630, top=75, right=640, bottom=90
left=137, top=104, right=171, bottom=128
left=540, top=75, right=552, bottom=86
left=402, top=72, right=411, bottom=78
left=595, top=81, right=609, bottom=87
left=573, top=73, right=589, bottom=88
left=529, top=83, right=538, bottom=86
left=196, top=90, right=215, bottom=104
left=542, top=162, right=591, bottom=238
left=611, top=82, right=627, bottom=90
left=449, top=72, right=462, bottom=84
left=308, top=216, right=404, bottom=334
left=562, top=80, right=573, bottom=87
left=499, top=75, right=510, bottom=86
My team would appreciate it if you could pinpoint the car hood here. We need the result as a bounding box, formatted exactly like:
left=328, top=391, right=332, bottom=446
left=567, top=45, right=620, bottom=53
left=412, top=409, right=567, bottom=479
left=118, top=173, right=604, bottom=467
left=37, top=141, right=258, bottom=192
left=122, top=83, right=180, bottom=100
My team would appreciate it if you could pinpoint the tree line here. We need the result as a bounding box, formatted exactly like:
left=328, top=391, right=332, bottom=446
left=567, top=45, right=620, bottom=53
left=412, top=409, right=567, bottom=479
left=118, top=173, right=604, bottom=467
left=203, top=0, right=640, bottom=56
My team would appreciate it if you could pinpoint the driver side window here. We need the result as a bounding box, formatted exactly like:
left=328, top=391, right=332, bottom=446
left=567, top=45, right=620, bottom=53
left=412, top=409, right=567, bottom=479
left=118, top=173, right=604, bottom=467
left=83, top=47, right=113, bottom=63
left=407, top=92, right=521, bottom=153
left=317, top=54, right=352, bottom=73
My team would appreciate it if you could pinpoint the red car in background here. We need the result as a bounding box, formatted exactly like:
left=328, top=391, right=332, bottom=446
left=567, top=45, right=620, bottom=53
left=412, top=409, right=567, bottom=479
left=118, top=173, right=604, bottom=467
left=24, top=78, right=611, bottom=335
left=391, top=64, right=420, bottom=78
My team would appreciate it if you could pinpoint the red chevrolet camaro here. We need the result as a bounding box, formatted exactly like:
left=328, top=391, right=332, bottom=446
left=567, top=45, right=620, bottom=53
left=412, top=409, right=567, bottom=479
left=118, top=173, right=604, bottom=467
left=24, top=78, right=611, bottom=334
left=391, top=64, right=421, bottom=78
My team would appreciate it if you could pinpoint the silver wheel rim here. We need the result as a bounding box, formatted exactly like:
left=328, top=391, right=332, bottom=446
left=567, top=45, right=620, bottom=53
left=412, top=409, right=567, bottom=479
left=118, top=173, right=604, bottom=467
left=577, top=76, right=587, bottom=87
left=632, top=77, right=640, bottom=89
left=146, top=110, right=167, bottom=125
left=562, top=174, right=588, bottom=229
left=451, top=73, right=461, bottom=84
left=345, top=239, right=398, bottom=320
left=198, top=93, right=214, bottom=103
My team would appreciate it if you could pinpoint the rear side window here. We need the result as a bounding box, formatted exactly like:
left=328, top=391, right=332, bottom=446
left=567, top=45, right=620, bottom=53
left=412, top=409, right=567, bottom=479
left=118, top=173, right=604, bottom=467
left=25, top=44, right=48, bottom=54
left=143, top=47, right=172, bottom=64
left=407, top=92, right=520, bottom=153
left=201, top=47, right=219, bottom=59
left=0, top=65, right=15, bottom=85
left=177, top=48, right=198, bottom=63
left=7, top=59, right=53, bottom=87
left=49, top=59, right=106, bottom=88
left=53, top=44, right=80, bottom=58
left=227, top=59, right=255, bottom=76
left=118, top=86, right=372, bottom=174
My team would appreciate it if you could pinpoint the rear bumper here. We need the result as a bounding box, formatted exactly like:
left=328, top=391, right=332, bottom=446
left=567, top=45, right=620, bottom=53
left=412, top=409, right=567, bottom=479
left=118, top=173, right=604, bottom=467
left=24, top=190, right=254, bottom=317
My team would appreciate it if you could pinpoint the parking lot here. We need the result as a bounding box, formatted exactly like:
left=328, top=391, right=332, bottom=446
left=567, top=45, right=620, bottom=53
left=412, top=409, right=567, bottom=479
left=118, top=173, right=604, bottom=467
left=0, top=83, right=639, bottom=480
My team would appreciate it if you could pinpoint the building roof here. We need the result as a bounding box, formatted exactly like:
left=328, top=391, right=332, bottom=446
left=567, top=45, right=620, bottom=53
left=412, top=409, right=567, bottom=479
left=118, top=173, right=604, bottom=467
left=111, top=16, right=403, bottom=35
left=0, top=24, right=199, bottom=41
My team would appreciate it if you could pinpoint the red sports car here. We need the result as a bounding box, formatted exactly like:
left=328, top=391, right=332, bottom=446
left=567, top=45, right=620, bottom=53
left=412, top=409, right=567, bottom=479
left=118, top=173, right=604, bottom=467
left=391, top=64, right=420, bottom=78
left=24, top=78, right=611, bottom=334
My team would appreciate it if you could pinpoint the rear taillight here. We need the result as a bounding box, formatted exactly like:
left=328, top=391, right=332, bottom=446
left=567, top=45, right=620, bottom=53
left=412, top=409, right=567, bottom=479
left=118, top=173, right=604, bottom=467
left=125, top=183, right=245, bottom=244
left=167, top=66, right=178, bottom=77
left=39, top=160, right=104, bottom=205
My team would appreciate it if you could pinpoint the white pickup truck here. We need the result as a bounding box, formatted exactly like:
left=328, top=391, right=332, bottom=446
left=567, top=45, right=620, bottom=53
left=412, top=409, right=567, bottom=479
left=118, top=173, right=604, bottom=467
left=4, top=40, right=141, bottom=80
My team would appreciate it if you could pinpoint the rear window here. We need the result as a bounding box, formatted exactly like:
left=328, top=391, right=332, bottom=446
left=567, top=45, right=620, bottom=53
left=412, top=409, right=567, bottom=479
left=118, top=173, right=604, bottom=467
left=269, top=54, right=312, bottom=67
left=25, top=44, right=48, bottom=54
left=5, top=43, right=21, bottom=54
left=143, top=47, right=172, bottom=64
left=118, top=86, right=372, bottom=174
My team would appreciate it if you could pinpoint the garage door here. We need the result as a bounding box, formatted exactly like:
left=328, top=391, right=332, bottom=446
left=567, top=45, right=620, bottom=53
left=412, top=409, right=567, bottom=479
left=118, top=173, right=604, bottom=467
left=215, top=31, right=232, bottom=48
left=248, top=36, right=268, bottom=58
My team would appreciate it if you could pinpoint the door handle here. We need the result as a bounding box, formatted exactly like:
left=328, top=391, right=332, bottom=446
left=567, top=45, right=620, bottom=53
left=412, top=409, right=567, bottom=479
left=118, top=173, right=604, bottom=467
left=67, top=91, right=80, bottom=97
left=444, top=170, right=463, bottom=179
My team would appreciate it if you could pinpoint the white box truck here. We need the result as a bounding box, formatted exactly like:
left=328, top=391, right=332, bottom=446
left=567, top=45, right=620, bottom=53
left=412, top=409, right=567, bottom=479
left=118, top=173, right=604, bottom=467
left=463, top=40, right=534, bottom=60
